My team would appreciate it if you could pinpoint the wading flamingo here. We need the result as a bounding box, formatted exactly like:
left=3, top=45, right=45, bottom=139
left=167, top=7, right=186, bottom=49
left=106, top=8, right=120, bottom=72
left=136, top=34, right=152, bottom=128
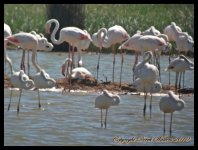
left=159, top=91, right=185, bottom=136
left=33, top=69, right=56, bottom=108
left=132, top=51, right=159, bottom=118
left=19, top=31, right=54, bottom=76
left=5, top=39, right=34, bottom=114
left=45, top=19, right=92, bottom=68
left=165, top=55, right=194, bottom=90
left=132, top=78, right=161, bottom=119
left=95, top=89, right=121, bottom=128
left=6, top=32, right=41, bottom=76
left=92, top=25, right=129, bottom=82
left=119, top=33, right=167, bottom=84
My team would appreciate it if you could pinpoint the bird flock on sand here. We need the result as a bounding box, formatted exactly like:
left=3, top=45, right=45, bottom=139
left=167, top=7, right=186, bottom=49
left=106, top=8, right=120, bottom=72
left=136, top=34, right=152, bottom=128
left=4, top=19, right=194, bottom=136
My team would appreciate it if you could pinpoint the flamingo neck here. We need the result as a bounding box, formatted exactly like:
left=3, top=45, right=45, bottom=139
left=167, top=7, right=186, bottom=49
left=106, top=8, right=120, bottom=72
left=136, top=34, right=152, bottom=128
left=32, top=50, right=42, bottom=73
left=50, top=19, right=63, bottom=45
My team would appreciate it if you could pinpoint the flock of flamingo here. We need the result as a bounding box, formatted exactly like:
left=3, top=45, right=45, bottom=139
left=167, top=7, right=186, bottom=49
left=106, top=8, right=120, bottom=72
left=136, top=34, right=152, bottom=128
left=4, top=19, right=194, bottom=136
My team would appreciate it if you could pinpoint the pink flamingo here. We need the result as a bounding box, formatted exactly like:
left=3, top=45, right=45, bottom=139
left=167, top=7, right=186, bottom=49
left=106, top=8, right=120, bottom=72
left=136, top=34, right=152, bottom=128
left=92, top=25, right=129, bottom=82
left=119, top=33, right=167, bottom=84
left=45, top=19, right=92, bottom=68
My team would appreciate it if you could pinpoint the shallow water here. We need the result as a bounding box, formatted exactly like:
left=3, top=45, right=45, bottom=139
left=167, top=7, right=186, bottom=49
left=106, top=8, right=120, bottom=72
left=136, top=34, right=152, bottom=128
left=4, top=50, right=194, bottom=146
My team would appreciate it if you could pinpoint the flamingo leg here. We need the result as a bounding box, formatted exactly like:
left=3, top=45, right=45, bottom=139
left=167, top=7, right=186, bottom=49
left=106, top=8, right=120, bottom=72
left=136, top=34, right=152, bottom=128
left=150, top=93, right=153, bottom=119
left=71, top=45, right=75, bottom=69
left=112, top=45, right=116, bottom=83
left=143, top=90, right=147, bottom=118
left=101, top=109, right=103, bottom=128
left=183, top=71, right=185, bottom=89
left=157, top=56, right=161, bottom=82
left=27, top=50, right=30, bottom=76
left=132, top=52, right=138, bottom=81
left=104, top=108, right=108, bottom=128
left=119, top=49, right=124, bottom=87
left=38, top=89, right=41, bottom=108
left=163, top=113, right=166, bottom=136
left=175, top=72, right=178, bottom=91
left=21, top=50, right=26, bottom=73
left=7, top=89, right=13, bottom=111
left=169, top=113, right=173, bottom=136
left=17, top=89, right=22, bottom=115
left=96, top=49, right=101, bottom=83
left=168, top=50, right=171, bottom=86
left=178, top=72, right=182, bottom=90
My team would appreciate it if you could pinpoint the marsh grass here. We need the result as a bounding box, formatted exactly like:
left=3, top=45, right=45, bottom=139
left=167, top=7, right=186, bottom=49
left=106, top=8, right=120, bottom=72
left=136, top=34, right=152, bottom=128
left=4, top=4, right=194, bottom=53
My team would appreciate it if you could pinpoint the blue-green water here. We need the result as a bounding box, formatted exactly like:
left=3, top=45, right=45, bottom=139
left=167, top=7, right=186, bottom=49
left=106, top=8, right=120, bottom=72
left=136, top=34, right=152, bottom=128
left=4, top=49, right=194, bottom=146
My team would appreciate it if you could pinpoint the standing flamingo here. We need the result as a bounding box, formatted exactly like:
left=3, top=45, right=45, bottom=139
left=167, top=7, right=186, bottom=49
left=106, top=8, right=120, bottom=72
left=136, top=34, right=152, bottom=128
left=45, top=19, right=92, bottom=68
left=92, top=25, right=129, bottom=82
left=45, top=19, right=92, bottom=91
left=132, top=78, right=161, bottom=119
left=33, top=69, right=56, bottom=108
left=133, top=51, right=159, bottom=118
left=5, top=32, right=42, bottom=76
left=159, top=91, right=185, bottom=136
left=4, top=39, right=34, bottom=114
left=119, top=35, right=165, bottom=84
left=165, top=55, right=194, bottom=90
left=95, top=89, right=121, bottom=128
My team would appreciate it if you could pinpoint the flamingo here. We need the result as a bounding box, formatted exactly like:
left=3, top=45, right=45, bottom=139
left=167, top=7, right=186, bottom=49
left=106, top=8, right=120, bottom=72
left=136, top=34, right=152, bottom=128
left=132, top=78, right=161, bottom=119
left=159, top=91, right=185, bottom=136
left=164, top=22, right=194, bottom=86
left=33, top=69, right=56, bottom=108
left=92, top=25, right=129, bottom=82
left=165, top=55, right=194, bottom=90
left=119, top=33, right=167, bottom=83
left=45, top=19, right=92, bottom=68
left=5, top=32, right=41, bottom=76
left=4, top=39, right=34, bottom=114
left=95, top=89, right=121, bottom=128
left=132, top=51, right=159, bottom=118
left=141, top=28, right=172, bottom=82
left=141, top=26, right=161, bottom=36
left=62, top=57, right=93, bottom=79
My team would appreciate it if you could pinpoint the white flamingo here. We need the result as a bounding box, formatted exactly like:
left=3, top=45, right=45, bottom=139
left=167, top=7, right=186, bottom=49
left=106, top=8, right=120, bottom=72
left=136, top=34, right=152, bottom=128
left=62, top=57, right=93, bottom=79
left=45, top=19, right=92, bottom=68
left=33, top=69, right=56, bottom=108
left=132, top=78, right=161, bottom=119
left=95, top=89, right=121, bottom=128
left=164, top=22, right=182, bottom=42
left=4, top=39, right=34, bottom=114
left=141, top=26, right=161, bottom=36
left=159, top=91, right=185, bottom=136
left=165, top=55, right=194, bottom=90
left=92, top=25, right=130, bottom=82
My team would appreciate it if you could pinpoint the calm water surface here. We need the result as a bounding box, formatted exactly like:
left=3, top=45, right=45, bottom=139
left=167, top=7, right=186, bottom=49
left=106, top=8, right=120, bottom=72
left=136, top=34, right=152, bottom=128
left=4, top=50, right=194, bottom=146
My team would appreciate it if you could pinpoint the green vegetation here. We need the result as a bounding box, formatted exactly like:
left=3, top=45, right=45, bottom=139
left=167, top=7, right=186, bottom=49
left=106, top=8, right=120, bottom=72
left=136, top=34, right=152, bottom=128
left=4, top=4, right=194, bottom=52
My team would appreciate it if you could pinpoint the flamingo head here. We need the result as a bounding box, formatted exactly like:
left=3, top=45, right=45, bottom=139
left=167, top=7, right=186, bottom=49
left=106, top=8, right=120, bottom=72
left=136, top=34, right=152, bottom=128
left=45, top=22, right=51, bottom=34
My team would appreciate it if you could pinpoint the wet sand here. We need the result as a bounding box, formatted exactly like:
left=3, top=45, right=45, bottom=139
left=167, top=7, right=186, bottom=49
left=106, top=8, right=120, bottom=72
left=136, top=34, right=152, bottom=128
left=4, top=75, right=194, bottom=95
